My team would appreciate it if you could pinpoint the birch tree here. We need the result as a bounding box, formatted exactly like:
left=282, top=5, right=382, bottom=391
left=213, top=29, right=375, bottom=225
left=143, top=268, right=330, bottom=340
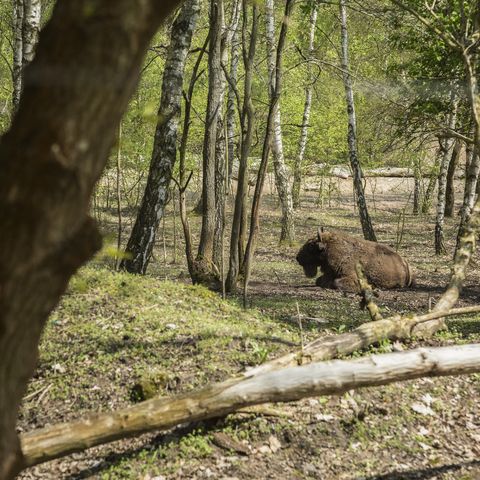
left=12, top=0, right=41, bottom=110
left=292, top=3, right=318, bottom=209
left=390, top=1, right=480, bottom=250
left=435, top=93, right=458, bottom=254
left=265, top=0, right=295, bottom=244
left=339, top=0, right=376, bottom=241
left=121, top=0, right=200, bottom=274
left=12, top=0, right=24, bottom=109
left=226, top=21, right=240, bottom=187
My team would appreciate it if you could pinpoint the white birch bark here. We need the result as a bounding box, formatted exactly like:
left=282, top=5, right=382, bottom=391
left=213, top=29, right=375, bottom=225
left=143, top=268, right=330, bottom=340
left=12, top=0, right=41, bottom=110
left=226, top=20, right=240, bottom=186
left=22, top=0, right=41, bottom=66
left=265, top=0, right=295, bottom=244
left=121, top=0, right=200, bottom=273
left=340, top=0, right=376, bottom=241
left=293, top=4, right=317, bottom=208
left=12, top=0, right=24, bottom=110
left=435, top=93, right=458, bottom=254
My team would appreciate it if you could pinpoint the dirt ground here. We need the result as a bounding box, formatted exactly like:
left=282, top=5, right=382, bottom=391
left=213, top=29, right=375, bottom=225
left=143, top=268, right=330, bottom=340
left=18, top=178, right=480, bottom=480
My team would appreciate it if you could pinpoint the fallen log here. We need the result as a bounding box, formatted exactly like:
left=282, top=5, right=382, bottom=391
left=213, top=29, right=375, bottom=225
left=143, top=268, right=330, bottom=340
left=21, top=343, right=480, bottom=467
left=246, top=305, right=480, bottom=376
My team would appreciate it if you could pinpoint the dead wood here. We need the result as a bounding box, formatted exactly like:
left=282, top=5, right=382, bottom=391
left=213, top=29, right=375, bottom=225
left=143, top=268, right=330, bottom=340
left=21, top=343, right=480, bottom=467
left=355, top=262, right=382, bottom=321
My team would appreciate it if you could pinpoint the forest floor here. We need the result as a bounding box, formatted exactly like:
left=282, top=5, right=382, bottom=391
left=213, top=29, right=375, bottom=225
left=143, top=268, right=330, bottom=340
left=19, top=182, right=480, bottom=480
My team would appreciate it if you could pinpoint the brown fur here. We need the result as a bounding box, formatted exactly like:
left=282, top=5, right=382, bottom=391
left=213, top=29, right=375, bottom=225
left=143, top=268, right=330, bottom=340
left=296, top=230, right=416, bottom=293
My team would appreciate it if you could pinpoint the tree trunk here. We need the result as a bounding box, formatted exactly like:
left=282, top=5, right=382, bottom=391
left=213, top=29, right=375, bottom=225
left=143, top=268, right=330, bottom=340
left=213, top=116, right=227, bottom=278
left=339, top=0, right=376, bottom=241
left=412, top=160, right=421, bottom=215
left=0, top=1, right=181, bottom=478
left=435, top=95, right=458, bottom=254
left=242, top=0, right=294, bottom=300
left=457, top=146, right=479, bottom=251
left=20, top=342, right=480, bottom=468
left=226, top=14, right=240, bottom=188
left=12, top=0, right=41, bottom=110
left=178, top=35, right=209, bottom=281
left=195, top=0, right=224, bottom=285
left=445, top=139, right=461, bottom=217
left=213, top=0, right=242, bottom=271
left=421, top=152, right=440, bottom=214
left=292, top=4, right=317, bottom=209
left=226, top=0, right=258, bottom=293
left=115, top=123, right=123, bottom=270
left=12, top=0, right=24, bottom=110
left=265, top=0, right=295, bottom=244
left=121, top=0, right=200, bottom=274
left=22, top=0, right=41, bottom=65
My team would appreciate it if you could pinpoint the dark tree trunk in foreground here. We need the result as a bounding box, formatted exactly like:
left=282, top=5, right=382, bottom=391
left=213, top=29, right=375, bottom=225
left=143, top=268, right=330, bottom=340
left=0, top=1, right=180, bottom=478
left=121, top=0, right=200, bottom=274
left=339, top=0, right=376, bottom=241
left=445, top=139, right=461, bottom=217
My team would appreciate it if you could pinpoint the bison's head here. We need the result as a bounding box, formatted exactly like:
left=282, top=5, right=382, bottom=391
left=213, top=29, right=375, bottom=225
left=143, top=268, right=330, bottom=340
left=296, top=230, right=327, bottom=278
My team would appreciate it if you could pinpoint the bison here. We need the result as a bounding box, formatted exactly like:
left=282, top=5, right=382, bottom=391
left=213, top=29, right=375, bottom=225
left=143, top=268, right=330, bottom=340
left=296, top=229, right=415, bottom=292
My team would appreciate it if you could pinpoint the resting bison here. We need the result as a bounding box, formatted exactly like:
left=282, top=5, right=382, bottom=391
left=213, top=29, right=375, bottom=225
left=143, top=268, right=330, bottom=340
left=296, top=229, right=415, bottom=292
